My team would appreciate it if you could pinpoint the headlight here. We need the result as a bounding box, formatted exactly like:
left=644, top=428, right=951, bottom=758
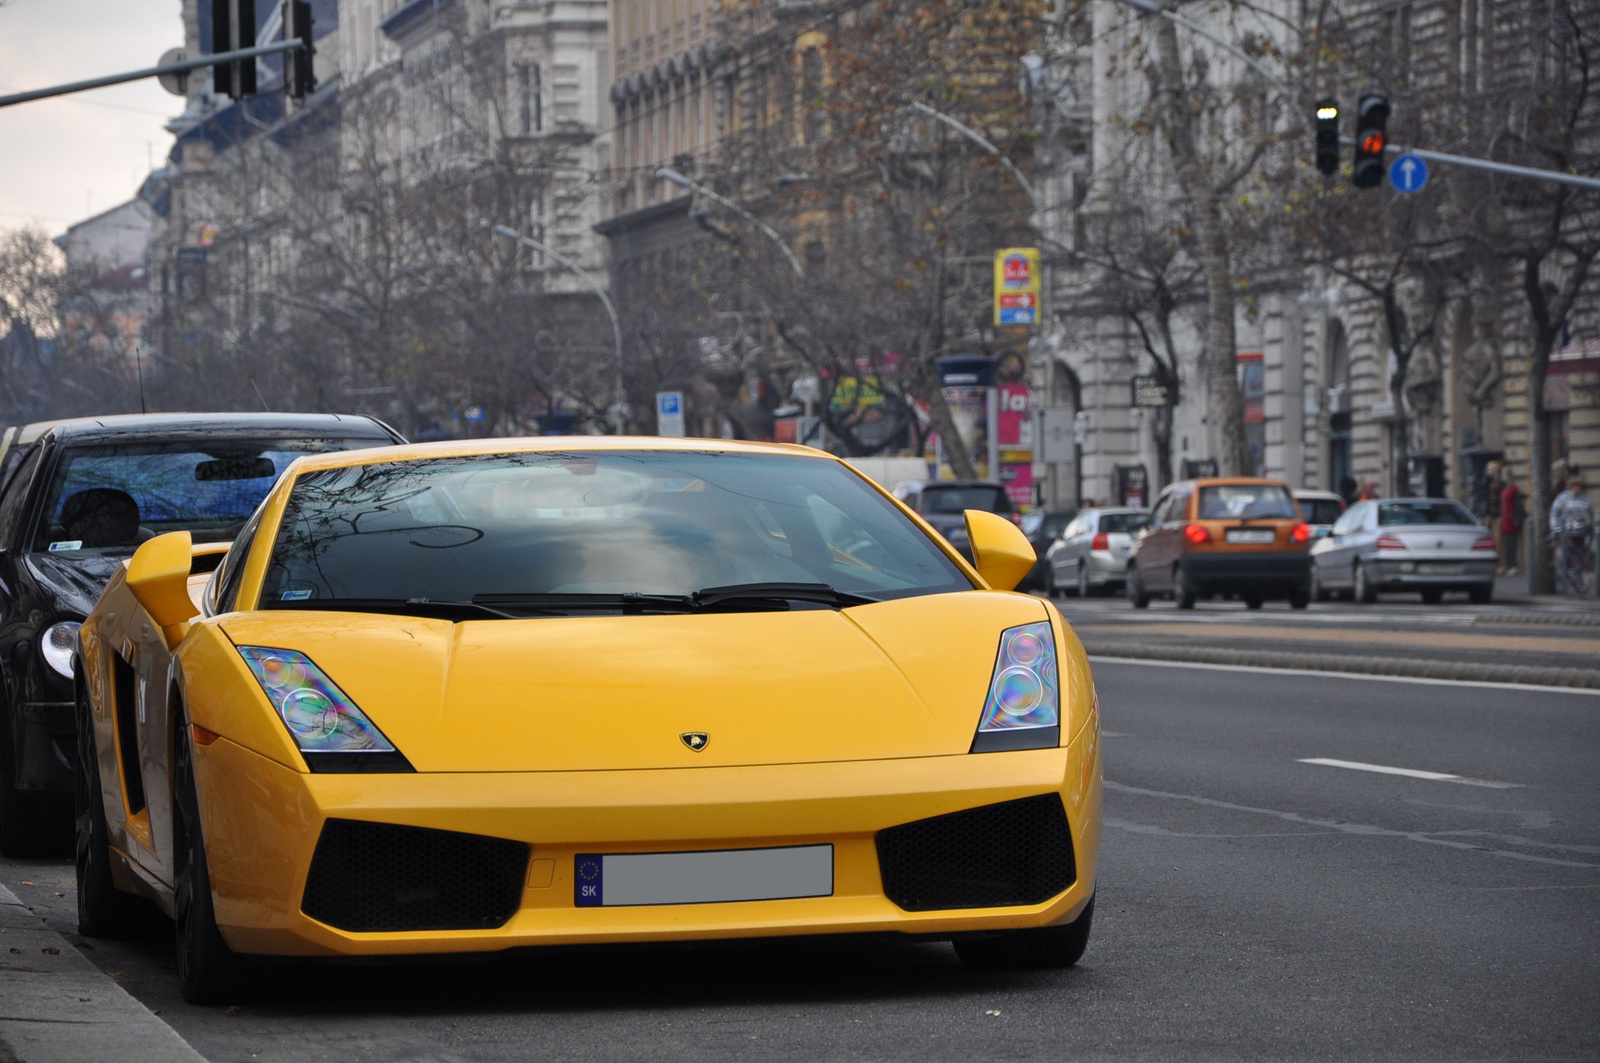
left=41, top=622, right=81, bottom=679
left=237, top=646, right=397, bottom=755
left=971, top=621, right=1060, bottom=753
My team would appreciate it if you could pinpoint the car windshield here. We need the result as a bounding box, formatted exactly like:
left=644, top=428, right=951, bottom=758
left=1197, top=484, right=1297, bottom=520
left=1377, top=501, right=1477, bottom=526
left=32, top=437, right=388, bottom=555
left=920, top=486, right=1012, bottom=515
left=260, top=451, right=972, bottom=608
left=1099, top=512, right=1149, bottom=534
left=1299, top=498, right=1345, bottom=525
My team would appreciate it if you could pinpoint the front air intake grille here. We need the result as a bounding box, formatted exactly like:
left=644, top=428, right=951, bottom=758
left=302, top=820, right=529, bottom=932
left=876, top=794, right=1075, bottom=911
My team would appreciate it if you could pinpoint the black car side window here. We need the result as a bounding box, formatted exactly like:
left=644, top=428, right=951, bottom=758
left=0, top=445, right=44, bottom=549
left=212, top=511, right=264, bottom=615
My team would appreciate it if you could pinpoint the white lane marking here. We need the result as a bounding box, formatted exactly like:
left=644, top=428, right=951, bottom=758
left=1101, top=730, right=1132, bottom=738
left=1299, top=757, right=1521, bottom=789
left=1086, top=654, right=1600, bottom=698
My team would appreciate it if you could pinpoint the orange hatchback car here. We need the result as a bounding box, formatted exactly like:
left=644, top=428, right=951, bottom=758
left=1127, top=477, right=1314, bottom=610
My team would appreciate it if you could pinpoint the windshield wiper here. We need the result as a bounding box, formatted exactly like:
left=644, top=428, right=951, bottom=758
left=690, top=582, right=877, bottom=610
left=266, top=597, right=527, bottom=621
left=472, top=592, right=697, bottom=614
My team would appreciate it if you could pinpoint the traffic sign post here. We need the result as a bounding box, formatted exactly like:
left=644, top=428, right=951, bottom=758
left=1390, top=153, right=1429, bottom=193
left=656, top=392, right=686, bottom=437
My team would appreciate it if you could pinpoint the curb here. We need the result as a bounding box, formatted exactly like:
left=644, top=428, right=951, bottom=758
left=1077, top=640, right=1600, bottom=690
left=1475, top=609, right=1600, bottom=628
left=0, top=884, right=206, bottom=1063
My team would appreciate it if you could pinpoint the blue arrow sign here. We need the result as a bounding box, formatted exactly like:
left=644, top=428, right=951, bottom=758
left=1389, top=153, right=1429, bottom=193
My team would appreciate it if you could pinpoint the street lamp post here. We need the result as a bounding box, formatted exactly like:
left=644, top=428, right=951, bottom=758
left=653, top=168, right=806, bottom=278
left=907, top=100, right=1040, bottom=216
left=490, top=224, right=628, bottom=432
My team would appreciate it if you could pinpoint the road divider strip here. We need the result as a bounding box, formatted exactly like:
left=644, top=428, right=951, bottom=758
left=1080, top=640, right=1600, bottom=691
left=1297, top=757, right=1521, bottom=789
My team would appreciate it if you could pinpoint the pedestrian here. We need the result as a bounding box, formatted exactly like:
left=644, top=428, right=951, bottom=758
left=1499, top=475, right=1523, bottom=576
left=1549, top=475, right=1595, bottom=594
left=1357, top=479, right=1378, bottom=501
left=1339, top=475, right=1358, bottom=505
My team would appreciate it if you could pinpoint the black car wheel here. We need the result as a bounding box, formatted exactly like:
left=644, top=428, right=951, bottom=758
left=0, top=697, right=58, bottom=857
left=1354, top=562, right=1377, bottom=604
left=955, top=897, right=1094, bottom=969
left=1174, top=565, right=1197, bottom=610
left=172, top=705, right=257, bottom=1005
left=1420, top=587, right=1444, bottom=605
left=1468, top=582, right=1493, bottom=604
left=75, top=681, right=143, bottom=938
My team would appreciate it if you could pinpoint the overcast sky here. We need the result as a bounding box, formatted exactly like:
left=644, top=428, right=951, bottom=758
left=0, top=0, right=182, bottom=236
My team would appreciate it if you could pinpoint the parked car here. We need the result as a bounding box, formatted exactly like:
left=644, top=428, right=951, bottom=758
left=1126, top=477, right=1313, bottom=610
left=0, top=412, right=405, bottom=855
left=1309, top=497, right=1497, bottom=604
left=1019, top=509, right=1076, bottom=591
left=1293, top=489, right=1346, bottom=539
left=893, top=481, right=1018, bottom=561
left=77, top=438, right=1100, bottom=1002
left=1045, top=507, right=1150, bottom=597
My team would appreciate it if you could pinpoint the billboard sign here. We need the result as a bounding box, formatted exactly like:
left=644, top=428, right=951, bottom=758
left=993, top=248, right=1041, bottom=327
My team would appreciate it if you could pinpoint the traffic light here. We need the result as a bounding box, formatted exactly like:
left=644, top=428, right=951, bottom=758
left=1315, top=98, right=1339, bottom=175
left=282, top=0, right=316, bottom=100
left=211, top=0, right=257, bottom=101
left=1352, top=94, right=1390, bottom=188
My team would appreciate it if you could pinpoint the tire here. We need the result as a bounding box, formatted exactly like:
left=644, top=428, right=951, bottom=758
left=173, top=706, right=256, bottom=1006
left=1077, top=563, right=1091, bottom=599
left=1468, top=582, right=1493, bottom=604
left=1420, top=587, right=1443, bottom=605
left=1289, top=587, right=1311, bottom=610
left=75, top=681, right=143, bottom=938
left=1243, top=594, right=1264, bottom=610
left=956, top=897, right=1094, bottom=970
left=1042, top=564, right=1058, bottom=599
left=1354, top=562, right=1378, bottom=604
left=1128, top=566, right=1150, bottom=609
left=1174, top=565, right=1197, bottom=610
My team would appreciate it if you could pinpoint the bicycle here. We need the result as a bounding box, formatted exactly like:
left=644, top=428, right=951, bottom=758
left=1551, top=521, right=1595, bottom=596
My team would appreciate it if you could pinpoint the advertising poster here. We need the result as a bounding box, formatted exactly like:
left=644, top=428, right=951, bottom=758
left=939, top=386, right=992, bottom=480
left=997, top=380, right=1033, bottom=509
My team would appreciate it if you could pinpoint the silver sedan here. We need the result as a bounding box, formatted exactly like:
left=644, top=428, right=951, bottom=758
left=1310, top=498, right=1498, bottom=604
left=1045, top=507, right=1150, bottom=596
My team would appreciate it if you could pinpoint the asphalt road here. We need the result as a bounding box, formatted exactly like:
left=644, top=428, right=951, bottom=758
left=3, top=662, right=1597, bottom=1062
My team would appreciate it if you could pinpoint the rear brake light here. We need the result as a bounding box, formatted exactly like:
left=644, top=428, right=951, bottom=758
left=1091, top=532, right=1110, bottom=551
left=1472, top=536, right=1496, bottom=551
left=1375, top=534, right=1406, bottom=550
left=1183, top=523, right=1211, bottom=545
left=1290, top=523, right=1310, bottom=543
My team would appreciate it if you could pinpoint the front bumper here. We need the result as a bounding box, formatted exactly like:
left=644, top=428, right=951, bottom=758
left=12, top=700, right=75, bottom=792
left=1371, top=557, right=1496, bottom=588
left=193, top=728, right=1102, bottom=957
left=1184, top=550, right=1311, bottom=594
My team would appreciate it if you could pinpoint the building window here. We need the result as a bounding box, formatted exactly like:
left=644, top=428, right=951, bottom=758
left=518, top=63, right=542, bottom=134
left=801, top=48, right=825, bottom=145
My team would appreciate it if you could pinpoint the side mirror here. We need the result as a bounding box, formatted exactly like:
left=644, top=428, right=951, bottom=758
left=126, top=531, right=201, bottom=648
left=964, top=509, right=1036, bottom=591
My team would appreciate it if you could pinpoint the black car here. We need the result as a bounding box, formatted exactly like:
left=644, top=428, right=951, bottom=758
left=0, top=412, right=404, bottom=855
left=1018, top=509, right=1076, bottom=591
left=894, top=481, right=1019, bottom=562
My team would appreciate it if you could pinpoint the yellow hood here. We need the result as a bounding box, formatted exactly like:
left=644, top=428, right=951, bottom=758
left=217, top=593, right=1052, bottom=772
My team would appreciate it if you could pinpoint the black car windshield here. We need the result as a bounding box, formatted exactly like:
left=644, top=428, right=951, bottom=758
left=1098, top=512, right=1149, bottom=534
left=1197, top=484, right=1297, bottom=520
left=259, top=451, right=972, bottom=609
left=920, top=485, right=1013, bottom=515
left=1378, top=501, right=1477, bottom=526
left=1299, top=498, right=1345, bottom=525
left=32, top=437, right=388, bottom=555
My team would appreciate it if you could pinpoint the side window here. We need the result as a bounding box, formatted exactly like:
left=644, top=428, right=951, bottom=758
left=0, top=445, right=44, bottom=549
left=1164, top=489, right=1191, bottom=524
left=1150, top=495, right=1173, bottom=525
left=211, top=511, right=265, bottom=615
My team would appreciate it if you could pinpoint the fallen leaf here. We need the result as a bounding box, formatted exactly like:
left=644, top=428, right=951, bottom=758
left=986, top=1009, right=1001, bottom=1016
left=7, top=947, right=18, bottom=954
left=53, top=892, right=64, bottom=898
left=227, top=1005, right=241, bottom=1016
left=41, top=947, right=60, bottom=955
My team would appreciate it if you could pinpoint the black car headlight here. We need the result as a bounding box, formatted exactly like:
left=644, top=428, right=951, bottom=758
left=40, top=621, right=81, bottom=679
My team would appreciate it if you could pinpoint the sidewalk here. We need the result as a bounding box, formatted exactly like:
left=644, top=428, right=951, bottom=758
left=1489, top=572, right=1600, bottom=612
left=0, top=884, right=205, bottom=1063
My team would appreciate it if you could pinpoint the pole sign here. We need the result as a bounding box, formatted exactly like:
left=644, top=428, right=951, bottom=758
left=656, top=391, right=686, bottom=437
left=993, top=247, right=1041, bottom=327
left=1389, top=153, right=1428, bottom=193
left=1131, top=375, right=1173, bottom=407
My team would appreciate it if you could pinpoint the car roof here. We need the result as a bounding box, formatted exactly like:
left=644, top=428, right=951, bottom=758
left=283, top=435, right=843, bottom=474
left=1177, top=476, right=1292, bottom=489
left=1293, top=489, right=1344, bottom=500
left=35, top=412, right=397, bottom=444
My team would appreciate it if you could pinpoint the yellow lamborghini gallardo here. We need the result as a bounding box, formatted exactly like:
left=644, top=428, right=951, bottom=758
left=74, top=439, right=1101, bottom=1003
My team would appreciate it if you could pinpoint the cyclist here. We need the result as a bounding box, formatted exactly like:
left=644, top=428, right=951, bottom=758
left=1549, top=475, right=1595, bottom=594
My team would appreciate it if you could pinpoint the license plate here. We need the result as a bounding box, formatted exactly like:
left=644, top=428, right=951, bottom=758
left=1225, top=528, right=1276, bottom=544
left=574, top=844, right=833, bottom=907
left=1419, top=563, right=1464, bottom=575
